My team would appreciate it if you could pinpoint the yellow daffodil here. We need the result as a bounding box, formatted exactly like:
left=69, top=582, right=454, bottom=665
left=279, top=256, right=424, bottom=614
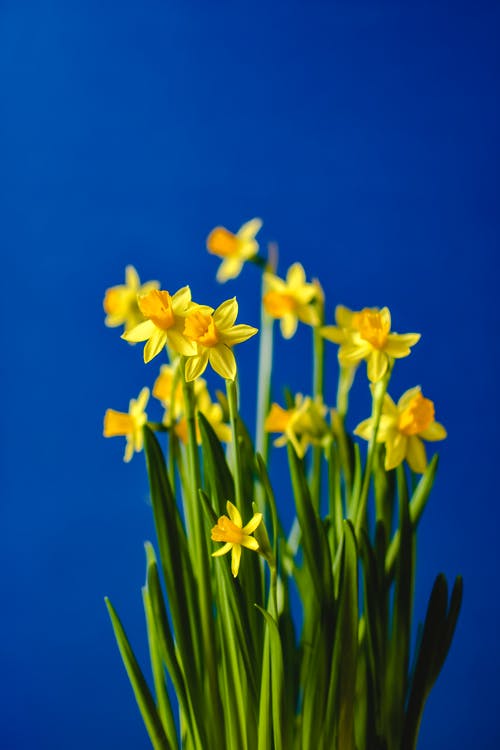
left=183, top=298, right=258, bottom=381
left=122, top=287, right=199, bottom=363
left=322, top=305, right=420, bottom=383
left=265, top=395, right=331, bottom=458
left=263, top=263, right=321, bottom=338
left=153, top=364, right=184, bottom=421
left=207, top=218, right=262, bottom=282
left=103, top=265, right=159, bottom=333
left=211, top=501, right=262, bottom=577
left=354, top=386, right=447, bottom=473
left=103, top=387, right=149, bottom=462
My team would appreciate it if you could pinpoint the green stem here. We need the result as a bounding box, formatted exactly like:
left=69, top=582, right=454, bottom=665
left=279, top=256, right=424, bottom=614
left=226, top=377, right=244, bottom=507
left=354, top=362, right=393, bottom=537
left=180, top=364, right=220, bottom=731
left=310, top=318, right=325, bottom=508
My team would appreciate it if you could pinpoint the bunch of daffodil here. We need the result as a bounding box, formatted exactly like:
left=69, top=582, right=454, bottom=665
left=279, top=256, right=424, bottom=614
left=102, top=228, right=462, bottom=750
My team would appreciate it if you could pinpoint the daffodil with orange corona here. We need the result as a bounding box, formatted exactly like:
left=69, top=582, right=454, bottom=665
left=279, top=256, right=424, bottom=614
left=103, top=387, right=149, bottom=462
left=207, top=218, right=262, bottom=282
left=211, top=501, right=262, bottom=577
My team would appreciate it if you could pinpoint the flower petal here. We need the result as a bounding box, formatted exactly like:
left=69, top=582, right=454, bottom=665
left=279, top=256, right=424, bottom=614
left=237, top=217, right=262, bottom=241
left=136, top=387, right=150, bottom=411
left=124, top=436, right=134, bottom=463
left=231, top=545, right=242, bottom=577
left=220, top=324, right=258, bottom=346
left=406, top=436, right=427, bottom=473
left=212, top=542, right=233, bottom=557
left=209, top=346, right=237, bottom=380
left=419, top=421, right=447, bottom=441
left=217, top=258, right=243, bottom=282
left=385, top=333, right=421, bottom=358
left=185, top=351, right=209, bottom=382
left=281, top=313, right=298, bottom=339
left=335, top=305, right=354, bottom=327
left=214, top=298, right=238, bottom=330
left=125, top=265, right=140, bottom=289
left=227, top=501, right=242, bottom=528
left=384, top=433, right=407, bottom=471
left=144, top=330, right=168, bottom=363
left=286, top=262, right=306, bottom=288
left=172, top=285, right=192, bottom=312
left=240, top=535, right=260, bottom=551
left=167, top=328, right=198, bottom=356
left=354, top=418, right=373, bottom=441
left=397, top=386, right=422, bottom=410
left=122, top=319, right=156, bottom=343
left=320, top=325, right=345, bottom=344
left=242, top=512, right=262, bottom=535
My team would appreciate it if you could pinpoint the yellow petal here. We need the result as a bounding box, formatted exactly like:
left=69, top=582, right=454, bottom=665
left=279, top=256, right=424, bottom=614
left=124, top=436, right=134, bottom=463
left=297, top=304, right=320, bottom=327
left=207, top=227, right=238, bottom=258
left=384, top=332, right=421, bottom=358
left=171, top=285, right=192, bottom=312
left=242, top=512, right=263, bottom=535
left=167, top=328, right=198, bottom=356
left=367, top=350, right=388, bottom=382
left=209, top=345, right=237, bottom=380
left=103, top=409, right=132, bottom=437
left=419, top=421, right=447, bottom=441
left=384, top=433, right=407, bottom=471
left=214, top=298, right=238, bottom=330
left=281, top=313, right=298, bottom=339
left=354, top=418, right=373, bottom=441
left=125, top=265, right=140, bottom=289
left=212, top=542, right=233, bottom=557
left=335, top=305, right=354, bottom=327
left=220, top=323, right=258, bottom=346
left=286, top=262, right=306, bottom=288
left=217, top=258, right=243, bottom=282
left=338, top=340, right=371, bottom=365
left=406, top=436, right=427, bottom=473
left=185, top=351, right=209, bottom=382
left=240, top=535, right=260, bottom=551
left=227, top=501, right=242, bottom=528
left=237, top=217, right=262, bottom=241
left=122, top=319, right=156, bottom=343
left=397, top=386, right=422, bottom=410
left=144, top=330, right=168, bottom=363
left=231, top=545, right=242, bottom=577
left=320, top=325, right=345, bottom=344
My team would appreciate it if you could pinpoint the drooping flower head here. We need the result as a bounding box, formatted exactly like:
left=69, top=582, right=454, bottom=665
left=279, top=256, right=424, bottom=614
left=322, top=305, right=420, bottom=382
left=354, top=386, right=446, bottom=473
left=183, top=298, right=258, bottom=381
left=153, top=364, right=231, bottom=444
left=103, top=387, right=149, bottom=462
left=122, top=286, right=200, bottom=363
left=207, top=218, right=262, bottom=282
left=103, top=265, right=159, bottom=333
left=211, top=501, right=262, bottom=577
left=265, top=395, right=331, bottom=458
left=263, top=263, right=321, bottom=338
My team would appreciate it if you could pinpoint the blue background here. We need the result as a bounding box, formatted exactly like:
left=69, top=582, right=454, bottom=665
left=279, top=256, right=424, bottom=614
left=1, top=1, right=498, bottom=747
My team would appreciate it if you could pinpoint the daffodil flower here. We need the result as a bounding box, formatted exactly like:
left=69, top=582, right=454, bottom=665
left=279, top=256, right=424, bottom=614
left=211, top=501, right=262, bottom=577
left=183, top=298, right=258, bottom=381
left=323, top=306, right=420, bottom=383
left=265, top=395, right=331, bottom=458
left=103, top=387, right=149, bottom=462
left=122, top=287, right=199, bottom=363
left=207, top=218, right=262, bottom=282
left=103, top=265, right=159, bottom=333
left=354, top=386, right=447, bottom=473
left=263, top=263, right=321, bottom=338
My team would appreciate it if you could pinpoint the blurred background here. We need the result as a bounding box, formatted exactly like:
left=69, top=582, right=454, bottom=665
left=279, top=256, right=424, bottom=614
left=1, top=1, right=498, bottom=747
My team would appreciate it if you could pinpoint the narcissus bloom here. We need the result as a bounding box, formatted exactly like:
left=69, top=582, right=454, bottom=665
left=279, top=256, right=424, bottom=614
left=103, top=387, right=149, bottom=463
left=103, top=265, right=159, bottom=333
left=153, top=365, right=231, bottom=444
left=265, top=395, right=331, bottom=458
left=211, top=501, right=262, bottom=577
left=183, top=298, right=258, bottom=381
left=354, top=386, right=447, bottom=473
left=263, top=263, right=321, bottom=338
left=122, top=287, right=198, bottom=363
left=207, top=218, right=262, bottom=282
left=322, top=305, right=420, bottom=383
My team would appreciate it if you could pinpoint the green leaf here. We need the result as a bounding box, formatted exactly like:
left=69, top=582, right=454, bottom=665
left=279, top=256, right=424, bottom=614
left=256, top=605, right=284, bottom=750
left=198, top=411, right=234, bottom=513
left=104, top=597, right=171, bottom=750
